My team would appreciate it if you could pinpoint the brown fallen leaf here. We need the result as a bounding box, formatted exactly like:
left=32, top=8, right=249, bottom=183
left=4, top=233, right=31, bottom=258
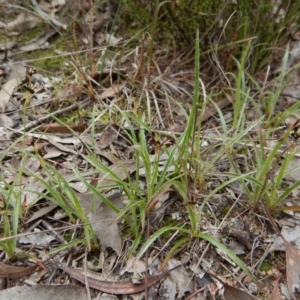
left=223, top=283, right=259, bottom=300
left=50, top=260, right=184, bottom=295
left=79, top=191, right=123, bottom=255
left=206, top=271, right=259, bottom=300
left=270, top=279, right=282, bottom=300
left=0, top=262, right=38, bottom=280
left=97, top=125, right=118, bottom=149
left=38, top=123, right=87, bottom=133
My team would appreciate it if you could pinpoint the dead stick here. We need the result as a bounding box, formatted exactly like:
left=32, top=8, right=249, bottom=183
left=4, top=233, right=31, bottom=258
left=22, top=99, right=90, bottom=132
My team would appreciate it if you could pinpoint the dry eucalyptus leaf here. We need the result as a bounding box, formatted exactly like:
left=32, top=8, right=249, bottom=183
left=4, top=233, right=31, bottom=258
left=25, top=157, right=41, bottom=173
left=79, top=191, right=123, bottom=254
left=10, top=174, right=45, bottom=206
left=11, top=131, right=81, bottom=145
left=223, top=283, right=259, bottom=300
left=0, top=262, right=38, bottom=280
left=98, top=125, right=118, bottom=149
left=47, top=136, right=77, bottom=154
left=50, top=260, right=184, bottom=295
left=0, top=78, right=18, bottom=113
left=0, top=114, right=14, bottom=127
left=19, top=228, right=56, bottom=245
left=69, top=181, right=88, bottom=193
left=0, top=62, right=26, bottom=113
left=38, top=123, right=87, bottom=133
left=43, top=149, right=64, bottom=159
left=25, top=202, right=57, bottom=224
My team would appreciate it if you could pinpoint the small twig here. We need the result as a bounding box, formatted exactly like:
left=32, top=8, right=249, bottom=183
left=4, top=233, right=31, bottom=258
left=183, top=286, right=206, bottom=300
left=41, top=220, right=66, bottom=244
left=84, top=248, right=91, bottom=300
left=19, top=98, right=90, bottom=132
left=144, top=210, right=150, bottom=300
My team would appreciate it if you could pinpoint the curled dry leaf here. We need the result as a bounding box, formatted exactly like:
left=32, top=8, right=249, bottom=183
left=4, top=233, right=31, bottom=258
left=0, top=262, right=38, bottom=280
left=50, top=260, right=184, bottom=295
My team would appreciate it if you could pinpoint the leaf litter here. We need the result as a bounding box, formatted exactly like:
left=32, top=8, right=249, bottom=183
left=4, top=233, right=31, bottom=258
left=78, top=191, right=123, bottom=255
left=1, top=1, right=300, bottom=300
left=0, top=262, right=39, bottom=280
left=49, top=259, right=186, bottom=295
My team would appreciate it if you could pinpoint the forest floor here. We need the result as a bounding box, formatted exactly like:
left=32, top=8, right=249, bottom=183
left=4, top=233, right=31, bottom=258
left=1, top=1, right=300, bottom=300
